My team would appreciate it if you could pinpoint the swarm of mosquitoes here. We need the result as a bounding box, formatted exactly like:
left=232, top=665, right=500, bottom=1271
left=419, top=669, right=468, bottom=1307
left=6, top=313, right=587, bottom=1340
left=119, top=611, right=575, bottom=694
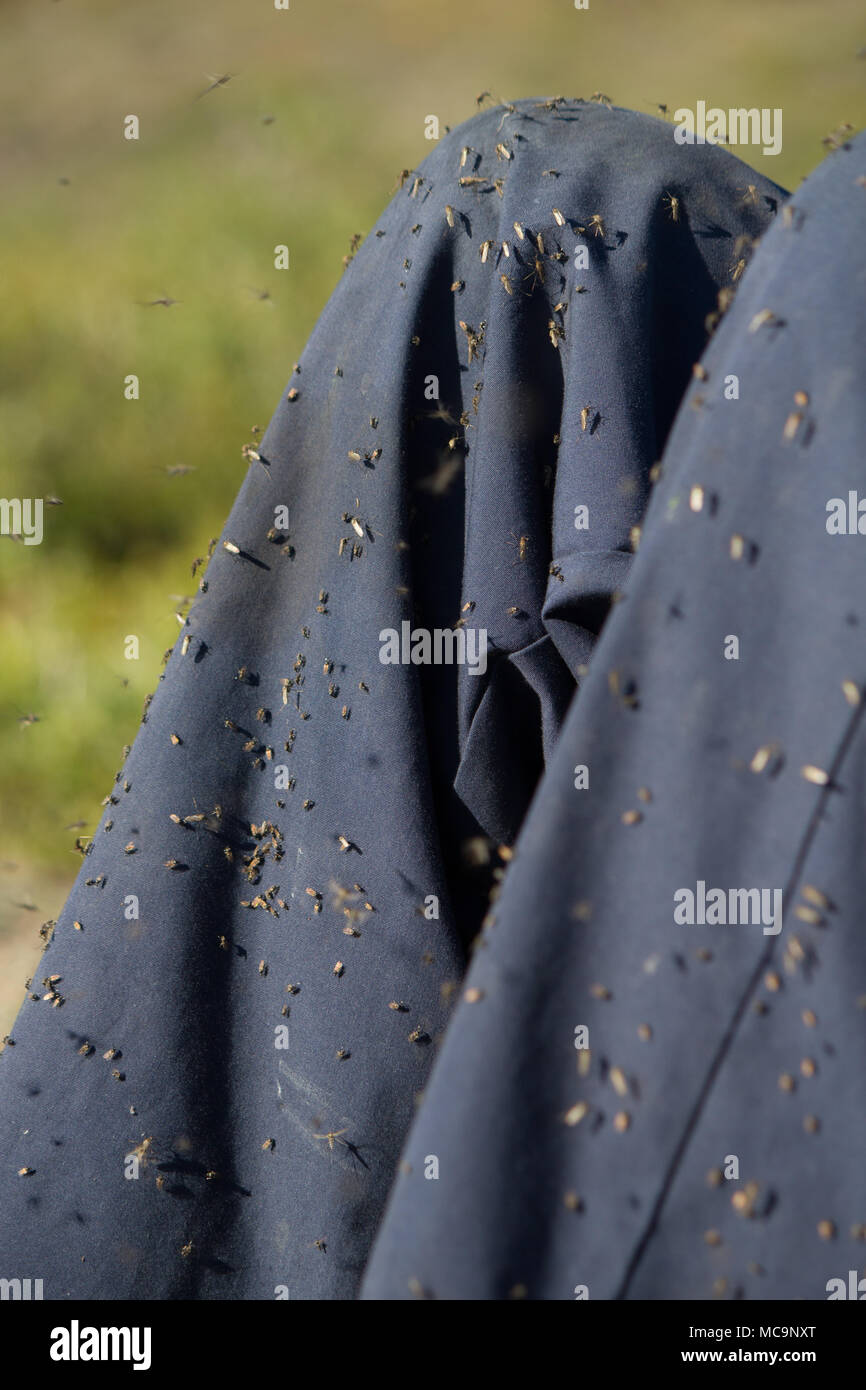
left=10, top=87, right=857, bottom=1294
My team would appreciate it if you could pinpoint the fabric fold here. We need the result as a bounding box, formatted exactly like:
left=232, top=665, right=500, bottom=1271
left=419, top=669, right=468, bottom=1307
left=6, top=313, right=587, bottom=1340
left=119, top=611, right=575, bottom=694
left=0, top=98, right=787, bottom=1300
left=361, top=129, right=866, bottom=1302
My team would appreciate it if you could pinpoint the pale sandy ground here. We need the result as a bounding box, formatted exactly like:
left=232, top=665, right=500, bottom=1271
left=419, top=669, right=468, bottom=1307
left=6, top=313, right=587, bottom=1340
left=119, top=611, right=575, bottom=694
left=0, top=868, right=71, bottom=1038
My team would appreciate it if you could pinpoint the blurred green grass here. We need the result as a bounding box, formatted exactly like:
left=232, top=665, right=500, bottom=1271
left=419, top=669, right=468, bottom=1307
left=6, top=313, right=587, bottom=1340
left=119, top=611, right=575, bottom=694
left=0, top=0, right=863, bottom=1003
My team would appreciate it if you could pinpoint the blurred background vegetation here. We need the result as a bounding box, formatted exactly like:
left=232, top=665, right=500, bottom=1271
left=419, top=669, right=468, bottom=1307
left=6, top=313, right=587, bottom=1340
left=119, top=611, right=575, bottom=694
left=0, top=0, right=863, bottom=1027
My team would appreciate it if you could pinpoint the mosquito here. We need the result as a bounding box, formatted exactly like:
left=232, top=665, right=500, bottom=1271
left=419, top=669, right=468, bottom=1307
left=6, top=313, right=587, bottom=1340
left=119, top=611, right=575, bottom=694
left=522, top=255, right=546, bottom=295
left=509, top=532, right=529, bottom=564
left=196, top=73, right=236, bottom=100
left=312, top=1127, right=348, bottom=1151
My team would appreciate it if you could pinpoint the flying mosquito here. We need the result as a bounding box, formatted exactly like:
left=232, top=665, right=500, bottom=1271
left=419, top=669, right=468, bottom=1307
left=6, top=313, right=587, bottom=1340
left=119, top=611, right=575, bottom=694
left=196, top=73, right=236, bottom=100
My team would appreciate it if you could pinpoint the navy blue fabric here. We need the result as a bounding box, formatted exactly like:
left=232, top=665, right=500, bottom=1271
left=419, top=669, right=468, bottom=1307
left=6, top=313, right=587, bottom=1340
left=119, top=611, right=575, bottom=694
left=362, top=125, right=866, bottom=1301
left=4, top=99, right=857, bottom=1301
